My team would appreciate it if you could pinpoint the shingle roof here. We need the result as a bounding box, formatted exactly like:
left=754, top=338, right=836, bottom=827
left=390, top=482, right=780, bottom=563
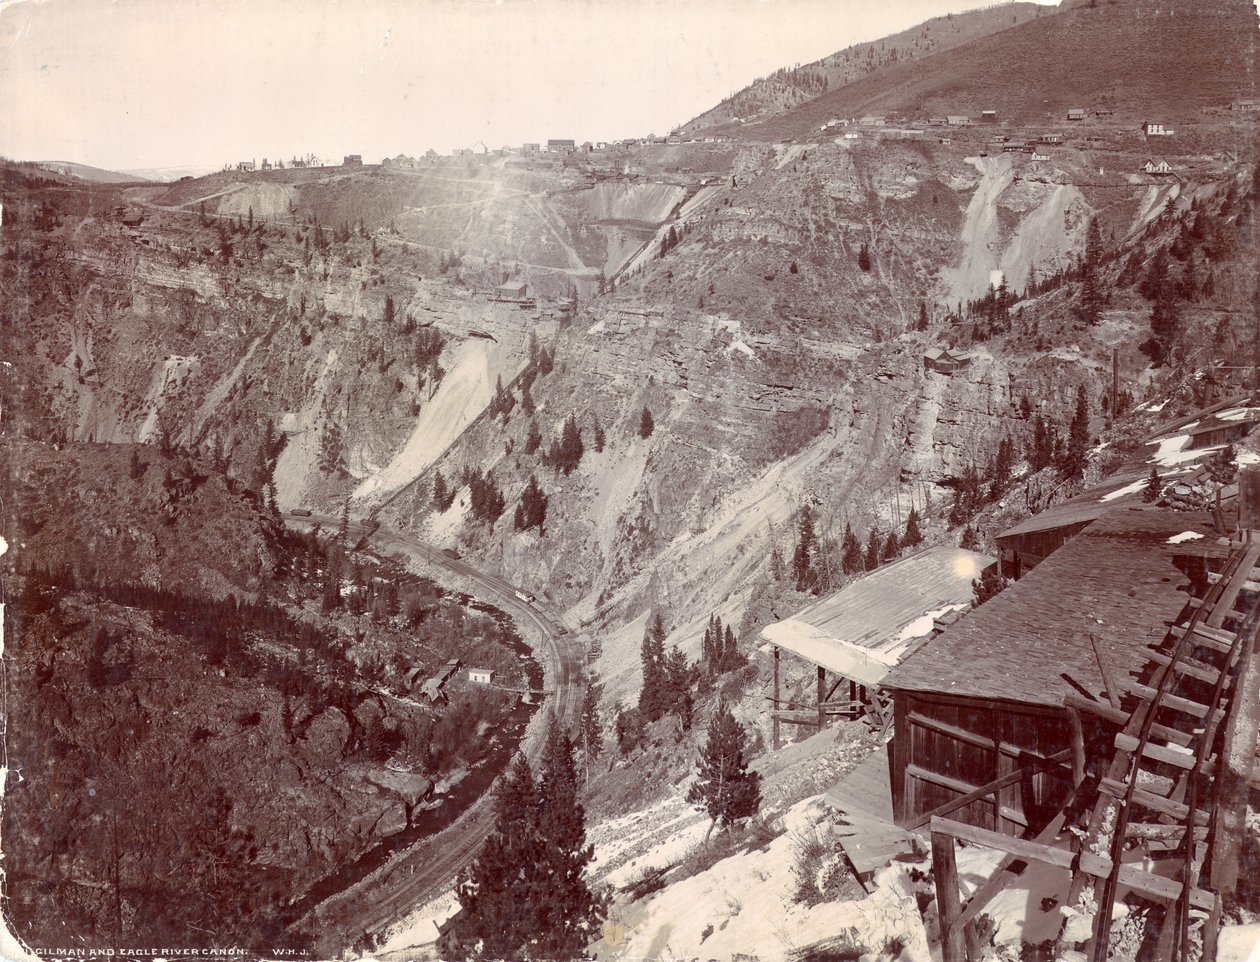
left=760, top=546, right=995, bottom=686
left=885, top=508, right=1230, bottom=706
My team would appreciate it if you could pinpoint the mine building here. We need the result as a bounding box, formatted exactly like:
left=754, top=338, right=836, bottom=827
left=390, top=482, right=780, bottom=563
left=760, top=546, right=995, bottom=749
left=1067, top=107, right=1086, bottom=121
left=923, top=347, right=972, bottom=374
left=342, top=154, right=363, bottom=166
left=468, top=668, right=495, bottom=685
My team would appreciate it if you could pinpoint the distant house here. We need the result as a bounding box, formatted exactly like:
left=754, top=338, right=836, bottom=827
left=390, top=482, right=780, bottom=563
left=342, top=154, right=363, bottom=166
left=496, top=280, right=528, bottom=299
left=928, top=117, right=948, bottom=127
left=236, top=160, right=256, bottom=172
left=521, top=143, right=540, bottom=155
left=858, top=115, right=886, bottom=127
left=981, top=109, right=998, bottom=123
left=1142, top=122, right=1173, bottom=137
left=1067, top=107, right=1086, bottom=121
left=946, top=115, right=971, bottom=127
left=468, top=668, right=495, bottom=685
left=547, top=139, right=576, bottom=152
left=923, top=347, right=971, bottom=374
left=1031, top=150, right=1051, bottom=162
left=1231, top=99, right=1258, bottom=111
left=1143, top=157, right=1174, bottom=175
left=1039, top=133, right=1064, bottom=144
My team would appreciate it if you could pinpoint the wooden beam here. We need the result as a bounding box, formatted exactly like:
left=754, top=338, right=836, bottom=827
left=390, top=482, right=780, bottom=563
left=1145, top=650, right=1226, bottom=686
left=931, top=832, right=968, bottom=962
left=773, top=646, right=780, bottom=751
left=906, top=750, right=1070, bottom=831
left=1126, top=683, right=1219, bottom=719
left=1168, top=622, right=1235, bottom=654
left=1063, top=692, right=1195, bottom=746
left=1113, top=733, right=1203, bottom=772
left=1088, top=633, right=1123, bottom=710
left=817, top=665, right=825, bottom=731
left=930, top=817, right=1218, bottom=911
left=1098, top=777, right=1210, bottom=825
left=1066, top=704, right=1087, bottom=786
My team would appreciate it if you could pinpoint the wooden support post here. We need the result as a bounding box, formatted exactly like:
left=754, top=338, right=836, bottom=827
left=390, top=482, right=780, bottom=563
left=1066, top=703, right=1087, bottom=787
left=817, top=665, right=826, bottom=731
left=773, top=646, right=781, bottom=751
left=932, top=831, right=968, bottom=962
left=1088, top=633, right=1123, bottom=710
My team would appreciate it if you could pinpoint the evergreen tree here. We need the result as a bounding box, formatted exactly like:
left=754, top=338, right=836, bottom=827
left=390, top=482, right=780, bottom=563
left=858, top=242, right=872, bottom=272
left=1079, top=218, right=1103, bottom=326
left=580, top=681, right=604, bottom=763
left=524, top=419, right=542, bottom=456
left=959, top=525, right=980, bottom=550
left=792, top=506, right=818, bottom=593
left=882, top=530, right=900, bottom=562
left=433, top=470, right=455, bottom=511
left=1143, top=465, right=1162, bottom=503
left=639, top=406, right=655, bottom=439
left=864, top=528, right=881, bottom=571
left=972, top=568, right=1006, bottom=607
left=663, top=645, right=694, bottom=731
left=513, top=475, right=548, bottom=534
left=592, top=419, right=606, bottom=453
left=1061, top=386, right=1090, bottom=480
left=903, top=506, right=923, bottom=547
left=637, top=613, right=668, bottom=723
left=841, top=522, right=864, bottom=574
left=383, top=294, right=395, bottom=330
left=686, top=701, right=761, bottom=838
left=917, top=301, right=929, bottom=331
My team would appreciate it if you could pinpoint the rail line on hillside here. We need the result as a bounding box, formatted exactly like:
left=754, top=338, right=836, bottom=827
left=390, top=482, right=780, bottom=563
left=281, top=513, right=586, bottom=953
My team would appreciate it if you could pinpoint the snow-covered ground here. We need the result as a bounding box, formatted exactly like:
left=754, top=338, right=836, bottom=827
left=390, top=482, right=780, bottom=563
left=592, top=795, right=930, bottom=962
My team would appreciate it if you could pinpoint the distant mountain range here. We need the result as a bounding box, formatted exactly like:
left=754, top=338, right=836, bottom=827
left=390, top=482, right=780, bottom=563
left=35, top=161, right=221, bottom=184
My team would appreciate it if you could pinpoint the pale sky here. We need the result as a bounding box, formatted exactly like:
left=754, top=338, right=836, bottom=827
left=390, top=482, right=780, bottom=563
left=1, top=0, right=1063, bottom=171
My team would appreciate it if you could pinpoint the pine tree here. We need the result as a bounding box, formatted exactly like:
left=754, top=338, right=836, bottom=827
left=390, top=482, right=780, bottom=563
left=686, top=700, right=761, bottom=838
left=917, top=301, right=929, bottom=331
left=1143, top=465, right=1162, bottom=502
left=592, top=419, right=606, bottom=453
left=959, top=525, right=980, bottom=550
left=864, top=528, right=881, bottom=571
left=903, top=507, right=923, bottom=547
left=841, top=522, right=864, bottom=574
left=663, top=645, right=694, bottom=731
left=1079, top=218, right=1103, bottom=325
left=639, top=406, right=655, bottom=439
left=433, top=470, right=455, bottom=511
left=580, top=681, right=603, bottom=763
left=637, top=613, right=667, bottom=723
left=524, top=419, right=542, bottom=456
left=792, top=506, right=817, bottom=593
left=858, top=242, right=872, bottom=272
left=513, top=475, right=548, bottom=533
left=1061, top=385, right=1090, bottom=480
left=882, top=530, right=900, bottom=562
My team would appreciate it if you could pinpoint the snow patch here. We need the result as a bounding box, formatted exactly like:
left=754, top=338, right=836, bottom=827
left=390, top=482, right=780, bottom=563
left=1237, top=450, right=1260, bottom=465
left=374, top=889, right=459, bottom=955
left=893, top=603, right=970, bottom=647
left=1154, top=442, right=1225, bottom=468
left=727, top=339, right=757, bottom=359
left=1217, top=407, right=1259, bottom=422
left=1100, top=479, right=1148, bottom=503
left=1167, top=531, right=1205, bottom=544
left=0, top=536, right=7, bottom=558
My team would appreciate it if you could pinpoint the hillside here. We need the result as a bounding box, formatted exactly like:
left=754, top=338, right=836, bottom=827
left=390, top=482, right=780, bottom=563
left=724, top=0, right=1258, bottom=140
left=36, top=160, right=148, bottom=183
left=680, top=2, right=1048, bottom=136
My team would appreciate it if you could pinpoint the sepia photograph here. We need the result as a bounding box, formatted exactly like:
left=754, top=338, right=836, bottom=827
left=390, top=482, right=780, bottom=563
left=0, top=0, right=1258, bottom=959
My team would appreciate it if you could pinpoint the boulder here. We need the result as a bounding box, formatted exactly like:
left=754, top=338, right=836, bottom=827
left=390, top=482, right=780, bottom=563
left=298, top=707, right=350, bottom=767
left=365, top=768, right=434, bottom=807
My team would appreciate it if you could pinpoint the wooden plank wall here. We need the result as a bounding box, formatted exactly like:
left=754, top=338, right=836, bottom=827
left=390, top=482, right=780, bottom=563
left=893, top=691, right=1073, bottom=835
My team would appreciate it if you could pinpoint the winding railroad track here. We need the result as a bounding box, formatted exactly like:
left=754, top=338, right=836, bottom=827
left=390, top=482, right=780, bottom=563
left=282, top=514, right=586, bottom=953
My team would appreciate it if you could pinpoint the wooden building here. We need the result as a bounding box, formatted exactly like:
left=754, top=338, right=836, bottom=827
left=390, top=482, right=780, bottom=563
left=468, top=668, right=495, bottom=684
left=343, top=154, right=363, bottom=166
left=1067, top=107, right=1086, bottom=121
left=1144, top=157, right=1174, bottom=175
left=883, top=507, right=1227, bottom=836
left=495, top=280, right=528, bottom=300
left=923, top=347, right=971, bottom=374
left=1142, top=122, right=1174, bottom=137
left=760, top=546, right=994, bottom=744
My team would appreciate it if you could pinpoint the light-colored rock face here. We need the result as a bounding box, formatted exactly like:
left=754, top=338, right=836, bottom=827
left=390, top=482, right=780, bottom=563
left=10, top=140, right=1244, bottom=707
